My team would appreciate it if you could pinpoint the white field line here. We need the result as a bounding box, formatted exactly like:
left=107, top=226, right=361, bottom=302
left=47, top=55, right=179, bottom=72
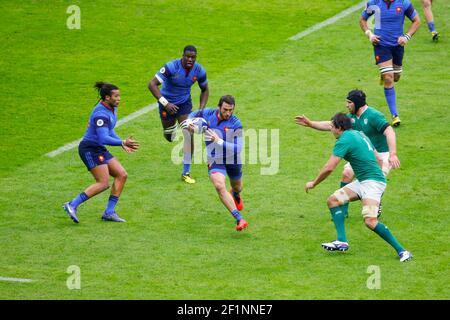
left=46, top=2, right=365, bottom=157
left=0, top=276, right=33, bottom=283
left=45, top=103, right=157, bottom=157
left=288, top=1, right=365, bottom=40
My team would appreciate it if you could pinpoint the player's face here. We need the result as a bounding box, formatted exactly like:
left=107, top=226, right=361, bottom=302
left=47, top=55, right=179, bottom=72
left=106, top=90, right=120, bottom=108
left=330, top=123, right=342, bottom=139
left=182, top=51, right=197, bottom=69
left=346, top=100, right=356, bottom=114
left=219, top=102, right=234, bottom=120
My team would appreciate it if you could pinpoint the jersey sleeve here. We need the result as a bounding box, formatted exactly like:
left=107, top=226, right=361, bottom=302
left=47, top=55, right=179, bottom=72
left=95, top=127, right=123, bottom=146
left=222, top=128, right=243, bottom=154
left=188, top=108, right=206, bottom=119
left=333, top=136, right=349, bottom=158
left=93, top=115, right=110, bottom=129
left=197, top=66, right=208, bottom=87
left=371, top=112, right=390, bottom=133
left=361, top=1, right=375, bottom=20
left=404, top=1, right=417, bottom=21
left=155, top=62, right=173, bottom=83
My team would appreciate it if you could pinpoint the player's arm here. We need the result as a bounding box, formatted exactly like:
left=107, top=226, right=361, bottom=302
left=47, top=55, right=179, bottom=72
left=359, top=15, right=380, bottom=45
left=295, top=115, right=332, bottom=131
left=197, top=68, right=209, bottom=110
left=206, top=128, right=243, bottom=154
left=199, top=83, right=209, bottom=110
left=383, top=126, right=400, bottom=169
left=148, top=66, right=179, bottom=114
left=399, top=5, right=421, bottom=45
left=96, top=126, right=123, bottom=146
left=305, top=155, right=341, bottom=192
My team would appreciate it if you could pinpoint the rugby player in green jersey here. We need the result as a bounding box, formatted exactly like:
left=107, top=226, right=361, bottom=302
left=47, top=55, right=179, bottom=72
left=304, top=113, right=412, bottom=262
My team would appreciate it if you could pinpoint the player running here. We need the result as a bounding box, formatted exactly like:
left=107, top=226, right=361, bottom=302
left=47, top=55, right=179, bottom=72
left=63, top=82, right=139, bottom=223
left=305, top=113, right=412, bottom=262
left=148, top=45, right=209, bottom=184
left=360, top=0, right=420, bottom=126
left=182, top=95, right=248, bottom=231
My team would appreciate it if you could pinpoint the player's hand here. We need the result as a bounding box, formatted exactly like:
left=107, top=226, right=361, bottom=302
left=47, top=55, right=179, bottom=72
left=205, top=128, right=220, bottom=143
left=165, top=102, right=179, bottom=115
left=397, top=36, right=408, bottom=46
left=370, top=34, right=381, bottom=45
left=389, top=154, right=400, bottom=169
left=295, top=115, right=312, bottom=127
left=305, top=181, right=315, bottom=193
left=122, top=136, right=139, bottom=153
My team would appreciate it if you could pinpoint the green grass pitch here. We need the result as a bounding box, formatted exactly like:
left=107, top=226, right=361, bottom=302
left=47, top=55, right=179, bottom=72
left=0, top=0, right=449, bottom=299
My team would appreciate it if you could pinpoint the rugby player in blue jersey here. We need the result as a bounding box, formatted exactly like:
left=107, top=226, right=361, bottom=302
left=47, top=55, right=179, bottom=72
left=360, top=0, right=420, bottom=127
left=63, top=82, right=139, bottom=223
left=183, top=95, right=248, bottom=231
left=148, top=45, right=209, bottom=184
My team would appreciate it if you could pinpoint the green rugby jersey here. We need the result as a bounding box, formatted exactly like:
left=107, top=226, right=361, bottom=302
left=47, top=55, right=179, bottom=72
left=347, top=107, right=390, bottom=153
left=333, top=130, right=386, bottom=183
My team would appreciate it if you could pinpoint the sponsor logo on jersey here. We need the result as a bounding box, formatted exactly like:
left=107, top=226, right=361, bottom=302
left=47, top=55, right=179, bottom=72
left=364, top=119, right=368, bottom=125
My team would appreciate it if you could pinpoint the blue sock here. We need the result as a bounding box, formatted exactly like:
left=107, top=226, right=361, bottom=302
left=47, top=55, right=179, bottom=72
left=330, top=206, right=347, bottom=242
left=384, top=87, right=398, bottom=117
left=105, top=195, right=119, bottom=214
left=340, top=182, right=349, bottom=217
left=70, top=192, right=89, bottom=209
left=427, top=21, right=436, bottom=33
left=231, top=209, right=242, bottom=222
left=182, top=163, right=191, bottom=175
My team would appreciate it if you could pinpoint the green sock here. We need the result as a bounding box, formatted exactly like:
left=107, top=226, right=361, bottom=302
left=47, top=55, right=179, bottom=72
left=330, top=206, right=347, bottom=242
left=373, top=223, right=405, bottom=253
left=340, top=181, right=349, bottom=217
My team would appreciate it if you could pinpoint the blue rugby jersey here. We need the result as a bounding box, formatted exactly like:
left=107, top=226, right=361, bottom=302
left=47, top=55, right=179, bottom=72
left=361, top=0, right=417, bottom=47
left=155, top=59, right=208, bottom=105
left=189, top=108, right=243, bottom=164
left=82, top=102, right=122, bottom=146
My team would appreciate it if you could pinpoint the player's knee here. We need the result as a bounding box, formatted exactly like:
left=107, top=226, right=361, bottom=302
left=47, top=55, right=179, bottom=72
left=364, top=217, right=378, bottom=230
left=341, top=168, right=354, bottom=183
left=99, top=182, right=110, bottom=192
left=327, top=195, right=340, bottom=208
left=383, top=74, right=394, bottom=86
left=163, top=133, right=174, bottom=142
left=118, top=170, right=128, bottom=181
left=422, top=0, right=431, bottom=8
left=163, top=124, right=178, bottom=142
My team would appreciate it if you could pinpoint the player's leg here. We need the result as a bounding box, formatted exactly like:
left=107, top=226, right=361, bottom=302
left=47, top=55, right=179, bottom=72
left=340, top=163, right=354, bottom=218
left=378, top=58, right=400, bottom=126
left=322, top=182, right=360, bottom=251
left=101, top=158, right=128, bottom=222
left=360, top=181, right=412, bottom=261
left=63, top=144, right=111, bottom=223
left=422, top=0, right=439, bottom=40
left=209, top=164, right=248, bottom=231
left=161, top=118, right=178, bottom=142
left=228, top=164, right=244, bottom=211
left=178, top=113, right=195, bottom=184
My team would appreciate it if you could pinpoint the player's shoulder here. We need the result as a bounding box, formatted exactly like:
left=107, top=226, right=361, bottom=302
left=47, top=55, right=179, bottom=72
left=367, top=106, right=387, bottom=119
left=229, top=115, right=242, bottom=128
left=193, top=62, right=206, bottom=73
